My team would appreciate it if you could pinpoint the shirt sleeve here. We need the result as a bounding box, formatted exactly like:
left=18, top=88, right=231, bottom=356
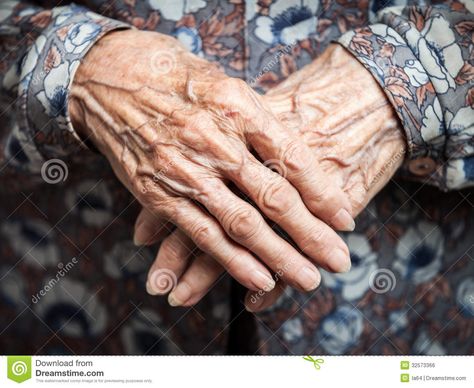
left=0, top=1, right=131, bottom=175
left=338, top=3, right=474, bottom=190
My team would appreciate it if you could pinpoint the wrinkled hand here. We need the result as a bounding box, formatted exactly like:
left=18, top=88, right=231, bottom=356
left=69, top=30, right=354, bottom=295
left=137, top=44, right=406, bottom=308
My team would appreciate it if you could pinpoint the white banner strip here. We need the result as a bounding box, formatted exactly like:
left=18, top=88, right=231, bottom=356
left=1, top=356, right=472, bottom=387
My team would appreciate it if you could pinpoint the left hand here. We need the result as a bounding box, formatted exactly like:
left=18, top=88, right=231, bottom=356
left=137, top=44, right=407, bottom=309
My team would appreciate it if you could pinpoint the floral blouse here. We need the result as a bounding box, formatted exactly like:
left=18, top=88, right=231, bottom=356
left=0, top=0, right=473, bottom=355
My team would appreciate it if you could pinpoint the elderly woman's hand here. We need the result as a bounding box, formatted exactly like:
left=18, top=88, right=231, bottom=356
left=69, top=30, right=354, bottom=294
left=141, top=44, right=407, bottom=308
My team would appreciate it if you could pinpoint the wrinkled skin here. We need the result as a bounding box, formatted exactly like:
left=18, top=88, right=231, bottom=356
left=135, top=44, right=407, bottom=309
left=69, top=30, right=356, bottom=296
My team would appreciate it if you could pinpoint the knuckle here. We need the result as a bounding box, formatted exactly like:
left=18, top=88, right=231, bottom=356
left=280, top=139, right=312, bottom=174
left=300, top=225, right=328, bottom=252
left=223, top=206, right=261, bottom=241
left=261, top=178, right=297, bottom=217
left=189, top=222, right=218, bottom=250
left=218, top=252, right=239, bottom=271
left=309, top=184, right=331, bottom=205
left=219, top=77, right=247, bottom=94
left=192, top=187, right=212, bottom=206
left=271, top=250, right=293, bottom=274
left=152, top=197, right=179, bottom=220
left=211, top=78, right=250, bottom=108
left=132, top=176, right=148, bottom=196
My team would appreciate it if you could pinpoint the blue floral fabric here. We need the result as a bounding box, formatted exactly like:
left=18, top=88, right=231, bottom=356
left=0, top=0, right=473, bottom=355
left=339, top=5, right=474, bottom=190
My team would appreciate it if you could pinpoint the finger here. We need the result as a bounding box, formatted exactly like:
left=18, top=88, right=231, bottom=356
left=243, top=97, right=355, bottom=231
left=195, top=179, right=323, bottom=291
left=139, top=154, right=324, bottom=290
left=133, top=207, right=173, bottom=246
left=166, top=112, right=350, bottom=273
left=190, top=84, right=354, bottom=230
left=245, top=280, right=288, bottom=313
left=146, top=228, right=195, bottom=295
left=223, top=158, right=351, bottom=272
left=154, top=197, right=276, bottom=292
left=168, top=253, right=225, bottom=307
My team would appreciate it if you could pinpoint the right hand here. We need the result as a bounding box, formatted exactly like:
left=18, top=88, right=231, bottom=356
left=69, top=29, right=354, bottom=294
left=141, top=44, right=406, bottom=309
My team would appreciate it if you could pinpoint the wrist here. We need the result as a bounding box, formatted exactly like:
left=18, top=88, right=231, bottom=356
left=68, top=29, right=186, bottom=148
left=68, top=30, right=135, bottom=143
left=69, top=29, right=225, bottom=152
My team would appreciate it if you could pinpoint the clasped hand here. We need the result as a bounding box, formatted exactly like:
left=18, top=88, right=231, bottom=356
left=70, top=30, right=405, bottom=311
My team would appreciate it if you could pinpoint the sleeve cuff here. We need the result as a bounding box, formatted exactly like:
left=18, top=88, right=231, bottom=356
left=19, top=4, right=131, bottom=159
left=337, top=24, right=447, bottom=188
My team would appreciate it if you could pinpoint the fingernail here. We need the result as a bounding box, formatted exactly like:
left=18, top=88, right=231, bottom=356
left=245, top=292, right=264, bottom=312
left=332, top=208, right=355, bottom=231
left=168, top=294, right=180, bottom=307
left=250, top=270, right=275, bottom=291
left=297, top=266, right=321, bottom=291
left=168, top=282, right=191, bottom=307
left=327, top=249, right=351, bottom=273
